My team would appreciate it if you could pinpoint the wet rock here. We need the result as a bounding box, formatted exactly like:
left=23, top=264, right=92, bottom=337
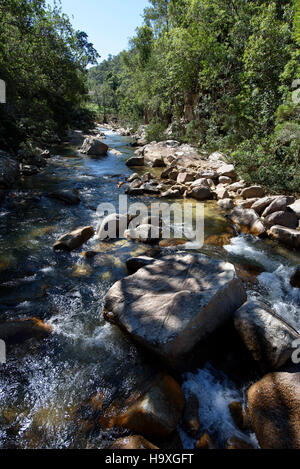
left=226, top=436, right=255, bottom=450
left=290, top=266, right=300, bottom=288
left=110, top=436, right=159, bottom=450
left=234, top=300, right=300, bottom=371
left=20, top=164, right=39, bottom=176
left=182, top=393, right=200, bottom=438
left=53, top=226, right=94, bottom=252
left=187, top=186, right=213, bottom=201
left=195, top=432, right=216, bottom=449
left=288, top=200, right=300, bottom=218
left=248, top=368, right=300, bottom=449
left=0, top=318, right=53, bottom=345
left=0, top=151, right=20, bottom=188
left=229, top=207, right=265, bottom=236
left=126, top=157, right=145, bottom=167
left=262, top=196, right=295, bottom=218
left=218, top=199, right=234, bottom=211
left=264, top=210, right=298, bottom=230
left=240, top=186, right=265, bottom=199
left=80, top=137, right=108, bottom=156
left=217, top=164, right=236, bottom=179
left=104, top=254, right=247, bottom=360
left=101, top=374, right=185, bottom=438
left=125, top=186, right=145, bottom=196
left=47, top=189, right=80, bottom=205
left=125, top=224, right=162, bottom=244
left=268, top=225, right=300, bottom=248
left=126, top=256, right=155, bottom=275
left=98, top=214, right=129, bottom=240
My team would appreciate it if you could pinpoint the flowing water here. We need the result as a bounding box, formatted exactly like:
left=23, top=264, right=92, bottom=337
left=0, top=128, right=299, bottom=449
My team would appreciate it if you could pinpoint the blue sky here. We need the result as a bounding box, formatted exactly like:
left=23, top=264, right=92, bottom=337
left=49, top=0, right=149, bottom=63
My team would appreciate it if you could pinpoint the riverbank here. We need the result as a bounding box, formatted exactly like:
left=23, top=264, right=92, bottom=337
left=0, top=125, right=300, bottom=449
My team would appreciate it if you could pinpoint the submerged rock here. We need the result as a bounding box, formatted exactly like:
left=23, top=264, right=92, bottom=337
left=53, top=226, right=94, bottom=252
left=248, top=368, right=300, bottom=449
left=47, top=189, right=80, bottom=205
left=80, top=137, right=108, bottom=156
left=195, top=432, right=216, bottom=449
left=182, top=392, right=201, bottom=438
left=99, top=374, right=184, bottom=438
left=234, top=300, right=300, bottom=371
left=104, top=254, right=246, bottom=360
left=226, top=436, right=255, bottom=450
left=110, top=436, right=159, bottom=450
left=0, top=318, right=53, bottom=345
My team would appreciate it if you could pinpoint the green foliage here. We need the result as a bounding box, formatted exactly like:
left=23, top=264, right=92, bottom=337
left=145, top=120, right=167, bottom=142
left=88, top=0, right=299, bottom=192
left=0, top=0, right=98, bottom=152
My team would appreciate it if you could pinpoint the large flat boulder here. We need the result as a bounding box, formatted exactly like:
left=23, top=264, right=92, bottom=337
left=234, top=300, right=300, bottom=371
left=103, top=254, right=247, bottom=360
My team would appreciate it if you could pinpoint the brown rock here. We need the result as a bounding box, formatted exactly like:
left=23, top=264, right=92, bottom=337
left=229, top=208, right=265, bottom=236
left=226, top=436, right=255, bottom=450
left=248, top=369, right=300, bottom=449
left=241, top=186, right=265, bottom=199
left=195, top=432, right=216, bottom=449
left=101, top=374, right=184, bottom=439
left=53, top=226, right=94, bottom=252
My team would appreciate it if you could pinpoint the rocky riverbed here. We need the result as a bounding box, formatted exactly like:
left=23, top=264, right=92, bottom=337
left=0, top=126, right=300, bottom=449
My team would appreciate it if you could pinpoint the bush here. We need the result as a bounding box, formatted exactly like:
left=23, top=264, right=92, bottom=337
left=145, top=121, right=167, bottom=143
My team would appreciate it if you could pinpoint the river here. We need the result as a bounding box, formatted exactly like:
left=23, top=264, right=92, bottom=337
left=0, top=128, right=299, bottom=449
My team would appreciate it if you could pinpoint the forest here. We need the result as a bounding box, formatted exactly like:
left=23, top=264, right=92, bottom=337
left=0, top=0, right=98, bottom=153
left=88, top=0, right=300, bottom=192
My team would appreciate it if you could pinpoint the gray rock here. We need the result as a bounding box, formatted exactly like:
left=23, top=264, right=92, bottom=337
left=234, top=300, right=300, bottom=371
left=187, top=186, right=213, bottom=201
left=251, top=196, right=278, bottom=215
left=98, top=213, right=129, bottom=240
left=229, top=207, right=265, bottom=236
left=227, top=181, right=246, bottom=192
left=240, top=186, right=265, bottom=199
left=215, top=185, right=229, bottom=200
left=262, top=196, right=295, bottom=218
left=125, top=224, right=162, bottom=244
left=267, top=225, right=300, bottom=248
left=127, top=173, right=140, bottom=183
left=126, top=156, right=145, bottom=167
left=288, top=200, right=300, bottom=218
left=217, top=164, right=236, bottom=179
left=177, top=172, right=196, bottom=184
left=80, top=137, right=108, bottom=156
left=219, top=176, right=232, bottom=185
left=104, top=254, right=247, bottom=360
left=218, top=199, right=234, bottom=210
left=264, top=210, right=298, bottom=230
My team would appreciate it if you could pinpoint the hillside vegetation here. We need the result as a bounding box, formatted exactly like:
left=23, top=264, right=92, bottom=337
left=88, top=0, right=300, bottom=192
